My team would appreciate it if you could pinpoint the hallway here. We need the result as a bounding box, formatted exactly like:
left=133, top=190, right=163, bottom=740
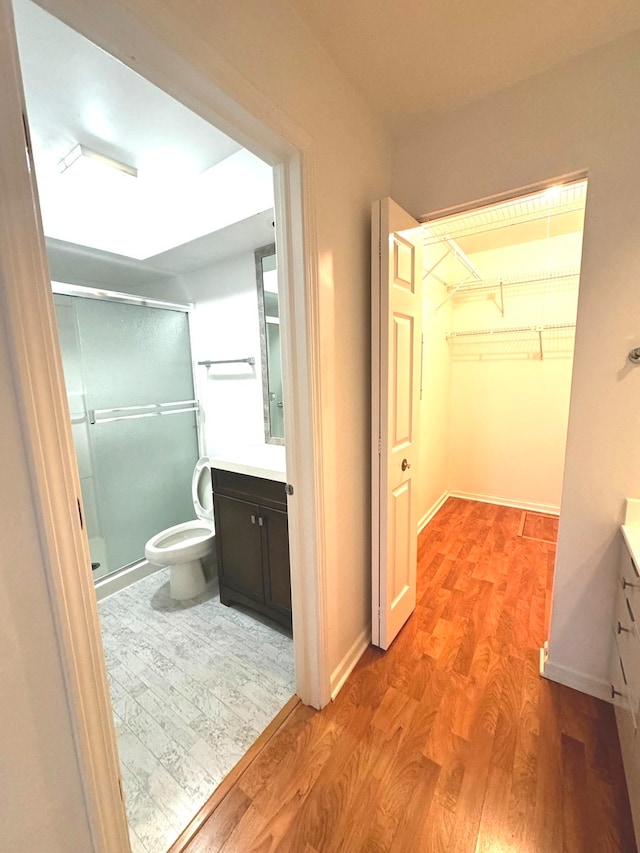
left=178, top=499, right=635, bottom=852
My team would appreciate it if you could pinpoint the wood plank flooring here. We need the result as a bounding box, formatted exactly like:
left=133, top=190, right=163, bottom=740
left=182, top=498, right=636, bottom=853
left=98, top=569, right=294, bottom=853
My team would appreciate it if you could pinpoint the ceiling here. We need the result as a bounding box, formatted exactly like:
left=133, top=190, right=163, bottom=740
left=12, top=0, right=274, bottom=270
left=287, top=0, right=640, bottom=118
left=47, top=210, right=276, bottom=290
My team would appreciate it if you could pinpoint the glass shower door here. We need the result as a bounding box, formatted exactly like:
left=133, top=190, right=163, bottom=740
left=54, top=291, right=199, bottom=580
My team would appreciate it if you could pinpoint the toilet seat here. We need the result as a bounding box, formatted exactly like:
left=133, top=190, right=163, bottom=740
left=144, top=518, right=213, bottom=564
left=192, top=456, right=213, bottom=521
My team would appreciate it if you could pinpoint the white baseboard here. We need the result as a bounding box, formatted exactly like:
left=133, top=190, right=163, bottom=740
left=330, top=626, right=370, bottom=700
left=448, top=489, right=560, bottom=516
left=417, top=490, right=450, bottom=533
left=542, top=658, right=611, bottom=702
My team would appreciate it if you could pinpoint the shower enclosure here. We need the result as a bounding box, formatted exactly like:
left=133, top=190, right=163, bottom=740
left=53, top=286, right=199, bottom=588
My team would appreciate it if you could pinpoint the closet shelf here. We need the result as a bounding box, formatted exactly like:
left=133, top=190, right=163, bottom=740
left=446, top=322, right=575, bottom=339
left=436, top=267, right=580, bottom=313
left=446, top=322, right=576, bottom=360
left=446, top=267, right=580, bottom=295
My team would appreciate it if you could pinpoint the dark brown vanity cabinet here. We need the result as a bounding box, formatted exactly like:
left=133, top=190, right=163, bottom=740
left=211, top=468, right=291, bottom=629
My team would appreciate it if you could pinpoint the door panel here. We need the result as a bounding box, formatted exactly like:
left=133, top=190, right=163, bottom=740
left=372, top=197, right=422, bottom=650
left=215, top=494, right=264, bottom=600
left=390, top=479, right=412, bottom=604
left=262, top=505, right=292, bottom=616
left=54, top=294, right=198, bottom=576
left=392, top=312, right=414, bottom=445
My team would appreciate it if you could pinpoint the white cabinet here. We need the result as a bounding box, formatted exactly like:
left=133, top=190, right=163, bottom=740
left=613, top=531, right=640, bottom=843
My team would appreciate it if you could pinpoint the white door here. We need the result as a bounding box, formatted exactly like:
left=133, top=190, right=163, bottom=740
left=372, top=197, right=422, bottom=650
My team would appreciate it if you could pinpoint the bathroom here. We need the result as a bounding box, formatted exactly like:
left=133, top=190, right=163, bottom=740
left=14, top=1, right=295, bottom=851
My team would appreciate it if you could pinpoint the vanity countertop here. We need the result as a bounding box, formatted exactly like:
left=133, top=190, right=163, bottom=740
left=622, top=525, right=640, bottom=575
left=621, top=497, right=640, bottom=574
left=209, top=444, right=286, bottom=483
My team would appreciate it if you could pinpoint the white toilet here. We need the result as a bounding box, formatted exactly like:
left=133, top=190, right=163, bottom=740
left=144, top=456, right=214, bottom=600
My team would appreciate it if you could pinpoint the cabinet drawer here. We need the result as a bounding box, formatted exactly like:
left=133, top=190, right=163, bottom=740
left=620, top=548, right=640, bottom=623
left=212, top=467, right=287, bottom=508
left=612, top=644, right=638, bottom=727
left=614, top=586, right=640, bottom=724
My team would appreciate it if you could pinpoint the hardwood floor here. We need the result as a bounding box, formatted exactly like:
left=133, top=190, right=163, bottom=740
left=181, top=498, right=636, bottom=852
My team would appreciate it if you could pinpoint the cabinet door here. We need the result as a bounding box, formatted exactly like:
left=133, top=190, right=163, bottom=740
left=261, top=505, right=292, bottom=617
left=215, top=494, right=264, bottom=601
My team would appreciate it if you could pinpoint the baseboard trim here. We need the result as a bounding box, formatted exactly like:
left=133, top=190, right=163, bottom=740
left=542, top=658, right=611, bottom=702
left=330, top=626, right=370, bottom=700
left=448, top=490, right=560, bottom=516
left=417, top=490, right=449, bottom=533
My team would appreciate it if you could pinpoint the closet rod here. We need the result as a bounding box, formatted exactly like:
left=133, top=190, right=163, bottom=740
left=198, top=357, right=256, bottom=367
left=445, top=322, right=576, bottom=339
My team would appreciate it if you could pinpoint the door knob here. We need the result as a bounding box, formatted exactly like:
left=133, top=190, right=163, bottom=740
left=401, top=458, right=411, bottom=471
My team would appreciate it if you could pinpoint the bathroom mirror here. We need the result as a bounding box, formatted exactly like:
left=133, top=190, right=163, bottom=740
left=256, top=244, right=285, bottom=443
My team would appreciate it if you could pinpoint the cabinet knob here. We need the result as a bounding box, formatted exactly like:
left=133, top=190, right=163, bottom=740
left=618, top=621, right=632, bottom=635
left=401, top=458, right=411, bottom=471
left=251, top=514, right=257, bottom=525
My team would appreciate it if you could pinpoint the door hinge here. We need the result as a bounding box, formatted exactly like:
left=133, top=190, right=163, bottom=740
left=77, top=498, right=84, bottom=530
left=377, top=437, right=382, bottom=455
left=285, top=483, right=294, bottom=496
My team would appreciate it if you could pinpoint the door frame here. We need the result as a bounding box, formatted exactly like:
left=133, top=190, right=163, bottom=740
left=2, top=0, right=329, bottom=850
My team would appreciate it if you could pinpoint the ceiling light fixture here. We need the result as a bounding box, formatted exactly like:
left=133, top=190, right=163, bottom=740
left=58, top=143, right=137, bottom=178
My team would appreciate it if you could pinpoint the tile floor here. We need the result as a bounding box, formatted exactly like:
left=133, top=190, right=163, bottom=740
left=98, top=569, right=295, bottom=853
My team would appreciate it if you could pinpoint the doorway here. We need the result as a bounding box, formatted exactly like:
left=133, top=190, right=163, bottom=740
left=14, top=1, right=296, bottom=849
left=420, top=180, right=586, bottom=520
left=374, top=179, right=587, bottom=649
left=3, top=0, right=327, bottom=849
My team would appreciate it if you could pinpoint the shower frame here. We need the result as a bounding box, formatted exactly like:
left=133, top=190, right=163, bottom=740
left=52, top=281, right=203, bottom=600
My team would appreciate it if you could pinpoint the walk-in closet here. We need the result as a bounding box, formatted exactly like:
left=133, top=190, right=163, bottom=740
left=417, top=180, right=587, bottom=588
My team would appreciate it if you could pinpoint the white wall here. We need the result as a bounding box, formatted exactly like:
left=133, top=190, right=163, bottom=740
left=391, top=30, right=640, bottom=698
left=417, top=245, right=453, bottom=526
left=0, top=321, right=93, bottom=852
left=448, top=357, right=574, bottom=510
left=446, top=234, right=581, bottom=511
left=167, top=253, right=266, bottom=457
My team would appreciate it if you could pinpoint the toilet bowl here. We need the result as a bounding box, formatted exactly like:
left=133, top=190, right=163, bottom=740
left=145, top=456, right=214, bottom=600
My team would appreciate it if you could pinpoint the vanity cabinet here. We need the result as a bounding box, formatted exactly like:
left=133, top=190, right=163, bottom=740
left=212, top=467, right=291, bottom=629
left=611, top=533, right=640, bottom=844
